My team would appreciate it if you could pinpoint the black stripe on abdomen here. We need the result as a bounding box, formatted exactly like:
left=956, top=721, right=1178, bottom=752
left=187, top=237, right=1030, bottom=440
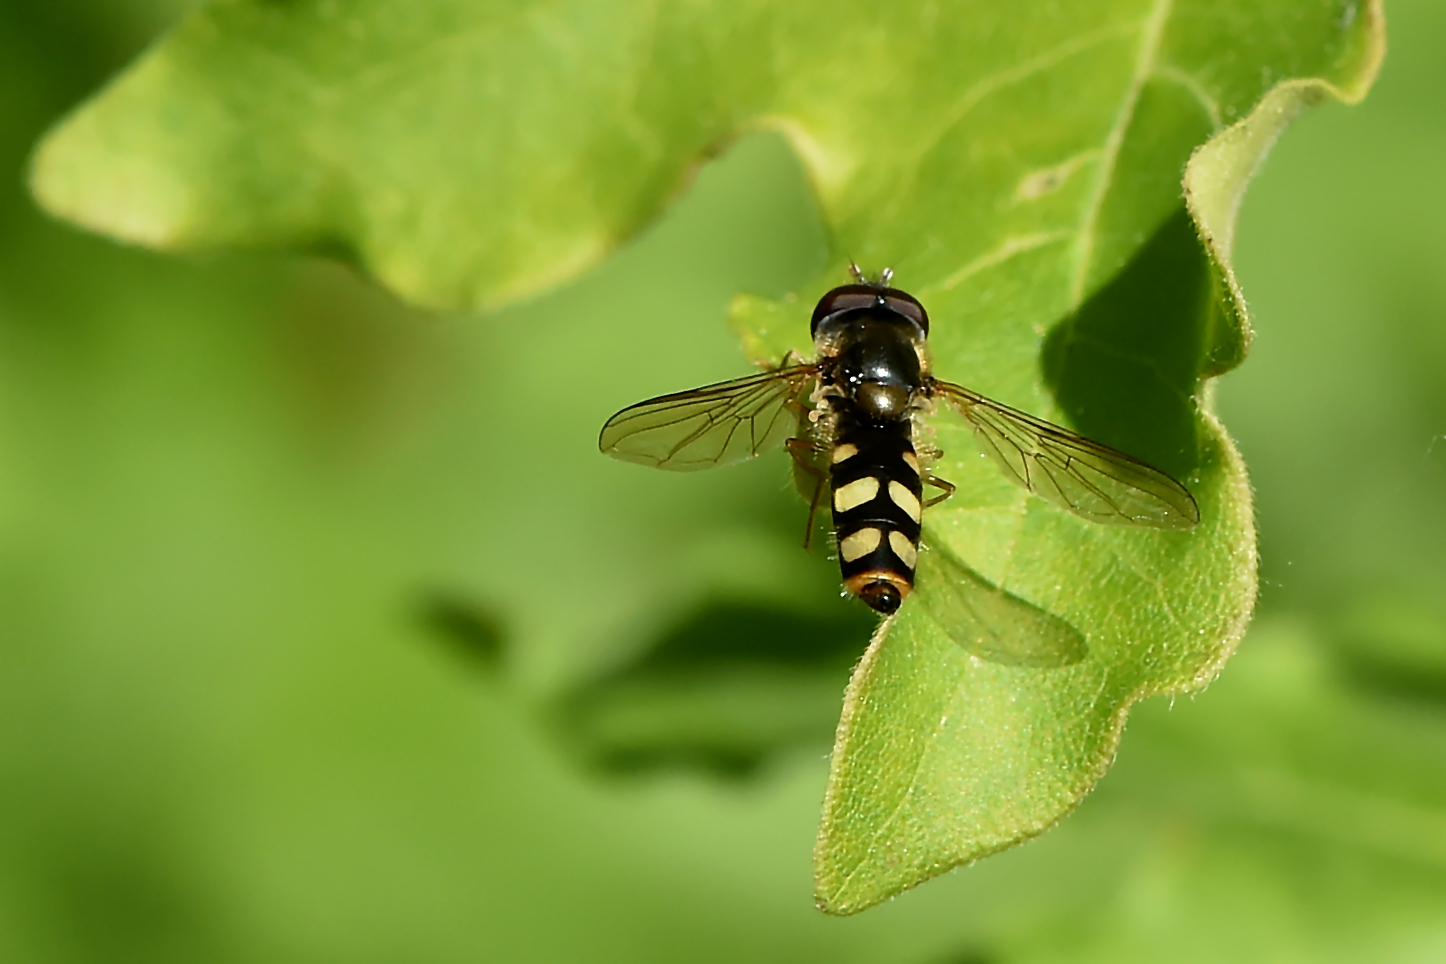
left=829, top=420, right=923, bottom=615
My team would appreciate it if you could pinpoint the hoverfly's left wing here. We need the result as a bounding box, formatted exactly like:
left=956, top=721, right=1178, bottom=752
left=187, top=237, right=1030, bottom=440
left=917, top=545, right=1088, bottom=668
left=599, top=365, right=818, bottom=471
left=932, top=380, right=1200, bottom=529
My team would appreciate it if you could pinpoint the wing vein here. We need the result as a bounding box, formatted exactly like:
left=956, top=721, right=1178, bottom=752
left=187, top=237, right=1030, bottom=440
left=932, top=379, right=1199, bottom=529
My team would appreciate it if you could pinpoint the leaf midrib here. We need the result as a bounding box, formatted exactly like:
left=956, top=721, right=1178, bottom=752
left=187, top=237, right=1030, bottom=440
left=1068, top=0, right=1175, bottom=307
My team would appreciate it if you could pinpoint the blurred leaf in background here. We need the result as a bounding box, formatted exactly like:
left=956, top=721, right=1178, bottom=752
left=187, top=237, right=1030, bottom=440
left=0, top=0, right=1443, bottom=962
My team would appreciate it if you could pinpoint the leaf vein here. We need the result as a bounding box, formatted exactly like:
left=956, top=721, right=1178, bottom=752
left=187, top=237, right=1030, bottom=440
left=910, top=23, right=1140, bottom=168
left=929, top=231, right=1071, bottom=293
left=834, top=680, right=962, bottom=896
left=1069, top=0, right=1176, bottom=307
left=1152, top=63, right=1223, bottom=127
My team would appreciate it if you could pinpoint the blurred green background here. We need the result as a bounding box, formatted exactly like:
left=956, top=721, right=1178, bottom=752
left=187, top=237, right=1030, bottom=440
left=2, top=1, right=1444, bottom=962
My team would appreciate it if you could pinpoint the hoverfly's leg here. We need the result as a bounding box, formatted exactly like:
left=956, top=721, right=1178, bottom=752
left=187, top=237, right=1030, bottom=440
left=783, top=359, right=820, bottom=425
left=923, top=474, right=956, bottom=508
left=784, top=390, right=815, bottom=428
left=912, top=442, right=953, bottom=506
left=787, top=437, right=828, bottom=550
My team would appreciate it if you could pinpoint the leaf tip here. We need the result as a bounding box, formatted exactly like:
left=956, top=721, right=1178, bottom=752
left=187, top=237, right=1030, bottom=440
left=811, top=849, right=885, bottom=917
left=29, top=96, right=194, bottom=250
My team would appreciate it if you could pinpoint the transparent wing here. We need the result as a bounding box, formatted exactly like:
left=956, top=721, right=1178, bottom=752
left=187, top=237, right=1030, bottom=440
left=916, top=545, right=1087, bottom=668
left=599, top=365, right=818, bottom=471
left=932, top=380, right=1201, bottom=529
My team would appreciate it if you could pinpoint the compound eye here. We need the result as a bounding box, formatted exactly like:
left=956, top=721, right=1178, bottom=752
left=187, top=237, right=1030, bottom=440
left=881, top=291, right=929, bottom=334
left=811, top=284, right=880, bottom=334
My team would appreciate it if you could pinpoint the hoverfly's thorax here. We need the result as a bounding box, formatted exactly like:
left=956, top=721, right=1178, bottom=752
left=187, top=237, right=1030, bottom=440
left=817, top=314, right=927, bottom=424
left=812, top=282, right=931, bottom=426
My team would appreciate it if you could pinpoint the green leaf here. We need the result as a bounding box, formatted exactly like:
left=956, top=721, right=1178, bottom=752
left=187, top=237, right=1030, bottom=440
left=27, top=0, right=1384, bottom=915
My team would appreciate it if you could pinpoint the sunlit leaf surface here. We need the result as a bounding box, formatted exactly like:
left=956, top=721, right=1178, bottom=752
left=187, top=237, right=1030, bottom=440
left=29, top=0, right=1383, bottom=914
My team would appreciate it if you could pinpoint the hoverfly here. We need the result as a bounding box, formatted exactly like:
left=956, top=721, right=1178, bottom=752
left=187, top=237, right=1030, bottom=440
left=599, top=268, right=1200, bottom=616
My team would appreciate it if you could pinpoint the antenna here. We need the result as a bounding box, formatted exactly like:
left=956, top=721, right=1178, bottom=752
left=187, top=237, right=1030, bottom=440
left=847, top=263, right=895, bottom=287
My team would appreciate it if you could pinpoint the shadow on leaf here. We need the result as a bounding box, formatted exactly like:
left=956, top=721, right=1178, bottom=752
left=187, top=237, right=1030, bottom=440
left=918, top=544, right=1088, bottom=668
left=1042, top=206, right=1211, bottom=481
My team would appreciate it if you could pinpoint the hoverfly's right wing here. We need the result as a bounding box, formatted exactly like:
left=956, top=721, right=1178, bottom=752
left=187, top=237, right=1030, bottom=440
left=932, top=380, right=1201, bottom=529
left=599, top=365, right=818, bottom=471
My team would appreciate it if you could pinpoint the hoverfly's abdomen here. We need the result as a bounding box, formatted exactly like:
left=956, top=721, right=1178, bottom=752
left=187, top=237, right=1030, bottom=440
left=830, top=419, right=924, bottom=615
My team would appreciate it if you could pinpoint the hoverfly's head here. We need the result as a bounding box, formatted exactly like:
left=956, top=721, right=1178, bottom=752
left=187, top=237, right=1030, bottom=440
left=809, top=282, right=929, bottom=341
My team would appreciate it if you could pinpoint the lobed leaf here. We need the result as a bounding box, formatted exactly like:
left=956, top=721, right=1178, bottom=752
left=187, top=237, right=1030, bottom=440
left=28, top=0, right=1384, bottom=914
